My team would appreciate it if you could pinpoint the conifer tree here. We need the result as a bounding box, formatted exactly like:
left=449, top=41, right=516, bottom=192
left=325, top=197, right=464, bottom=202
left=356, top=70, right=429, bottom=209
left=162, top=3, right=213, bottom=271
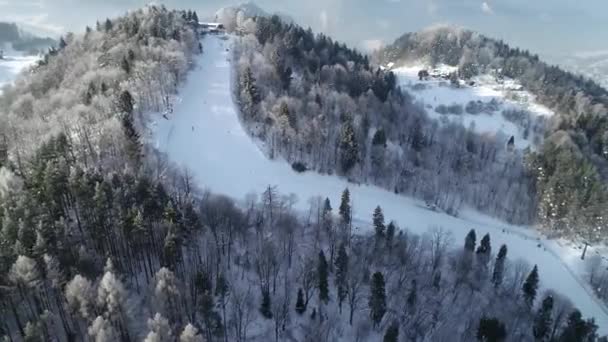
left=522, top=265, right=539, bottom=307
left=241, top=67, right=260, bottom=117
left=104, top=18, right=113, bottom=32
left=338, top=188, right=351, bottom=238
left=334, top=244, right=348, bottom=313
left=373, top=206, right=385, bottom=238
left=383, top=322, right=399, bottom=342
left=322, top=198, right=332, bottom=234
left=476, top=233, right=491, bottom=260
left=477, top=317, right=507, bottom=342
left=339, top=116, right=359, bottom=173
left=558, top=309, right=598, bottom=342
left=295, top=288, right=306, bottom=314
left=465, top=229, right=476, bottom=252
left=533, top=295, right=553, bottom=341
left=386, top=221, right=396, bottom=250
left=318, top=251, right=329, bottom=304
left=492, top=244, right=508, bottom=287
left=369, top=271, right=386, bottom=329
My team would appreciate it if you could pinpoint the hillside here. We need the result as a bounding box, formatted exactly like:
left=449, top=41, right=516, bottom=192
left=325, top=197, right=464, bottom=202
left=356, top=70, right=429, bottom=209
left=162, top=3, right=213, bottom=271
left=375, top=26, right=608, bottom=244
left=0, top=5, right=606, bottom=342
left=152, top=32, right=608, bottom=337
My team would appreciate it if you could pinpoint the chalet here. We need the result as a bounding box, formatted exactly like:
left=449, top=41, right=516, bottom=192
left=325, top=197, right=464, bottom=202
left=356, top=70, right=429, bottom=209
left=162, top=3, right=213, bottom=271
left=198, top=22, right=225, bottom=34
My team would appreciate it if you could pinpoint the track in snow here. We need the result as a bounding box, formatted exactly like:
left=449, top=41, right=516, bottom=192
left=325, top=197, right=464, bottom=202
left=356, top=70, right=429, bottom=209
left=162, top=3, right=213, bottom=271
left=151, top=34, right=608, bottom=332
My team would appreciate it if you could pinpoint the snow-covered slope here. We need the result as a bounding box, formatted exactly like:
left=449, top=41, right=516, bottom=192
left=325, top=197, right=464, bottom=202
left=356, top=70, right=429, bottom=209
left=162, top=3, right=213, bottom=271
left=150, top=34, right=608, bottom=332
left=0, top=45, right=38, bottom=94
left=393, top=64, right=553, bottom=149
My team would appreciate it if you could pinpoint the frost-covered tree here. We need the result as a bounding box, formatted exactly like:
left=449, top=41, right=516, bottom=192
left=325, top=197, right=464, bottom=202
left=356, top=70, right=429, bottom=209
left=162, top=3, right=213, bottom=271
left=179, top=323, right=203, bottom=342
left=144, top=313, right=173, bottom=342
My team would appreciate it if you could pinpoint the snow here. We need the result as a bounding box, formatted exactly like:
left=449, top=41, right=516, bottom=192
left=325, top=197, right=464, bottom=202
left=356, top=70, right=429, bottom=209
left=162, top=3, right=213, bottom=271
left=0, top=44, right=39, bottom=94
left=393, top=64, right=554, bottom=149
left=150, top=35, right=608, bottom=332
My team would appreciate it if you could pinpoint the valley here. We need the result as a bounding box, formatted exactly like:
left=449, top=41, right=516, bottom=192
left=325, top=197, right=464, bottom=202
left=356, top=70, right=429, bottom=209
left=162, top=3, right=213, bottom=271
left=151, top=33, right=608, bottom=333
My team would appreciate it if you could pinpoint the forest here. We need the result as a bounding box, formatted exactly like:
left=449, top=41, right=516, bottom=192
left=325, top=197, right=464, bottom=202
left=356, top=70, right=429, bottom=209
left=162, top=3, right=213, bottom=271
left=231, top=15, right=537, bottom=227
left=0, top=5, right=605, bottom=341
left=376, top=26, right=608, bottom=243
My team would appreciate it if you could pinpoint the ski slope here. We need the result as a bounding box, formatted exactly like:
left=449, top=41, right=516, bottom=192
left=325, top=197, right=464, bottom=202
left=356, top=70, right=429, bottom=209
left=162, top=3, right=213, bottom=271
left=150, top=34, right=608, bottom=332
left=393, top=64, right=554, bottom=150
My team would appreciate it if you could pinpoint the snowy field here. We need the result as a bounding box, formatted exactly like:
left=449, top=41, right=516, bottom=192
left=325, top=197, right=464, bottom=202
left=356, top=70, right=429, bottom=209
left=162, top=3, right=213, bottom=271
left=150, top=35, right=607, bottom=331
left=0, top=45, right=38, bottom=94
left=393, top=65, right=554, bottom=150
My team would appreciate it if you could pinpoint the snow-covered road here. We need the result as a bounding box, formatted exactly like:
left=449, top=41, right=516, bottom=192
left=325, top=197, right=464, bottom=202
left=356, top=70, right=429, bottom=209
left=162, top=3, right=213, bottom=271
left=151, top=34, right=608, bottom=332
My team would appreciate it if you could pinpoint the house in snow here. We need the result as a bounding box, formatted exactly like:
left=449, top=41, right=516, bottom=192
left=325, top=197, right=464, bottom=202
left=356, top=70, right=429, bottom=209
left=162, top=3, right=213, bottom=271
left=198, top=22, right=225, bottom=34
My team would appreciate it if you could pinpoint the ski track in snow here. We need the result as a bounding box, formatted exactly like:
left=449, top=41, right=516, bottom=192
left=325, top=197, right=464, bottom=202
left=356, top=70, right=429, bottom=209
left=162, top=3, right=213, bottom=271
left=150, top=34, right=608, bottom=332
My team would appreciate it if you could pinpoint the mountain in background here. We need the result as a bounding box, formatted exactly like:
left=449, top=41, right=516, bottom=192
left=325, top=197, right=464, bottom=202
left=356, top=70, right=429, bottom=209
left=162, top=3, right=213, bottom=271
left=555, top=51, right=608, bottom=91
left=0, top=22, right=56, bottom=55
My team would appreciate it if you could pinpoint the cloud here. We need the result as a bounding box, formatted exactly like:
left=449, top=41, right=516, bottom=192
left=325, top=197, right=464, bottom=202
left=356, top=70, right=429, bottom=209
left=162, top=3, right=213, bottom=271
left=481, top=2, right=494, bottom=15
left=7, top=13, right=64, bottom=36
left=359, top=39, right=384, bottom=52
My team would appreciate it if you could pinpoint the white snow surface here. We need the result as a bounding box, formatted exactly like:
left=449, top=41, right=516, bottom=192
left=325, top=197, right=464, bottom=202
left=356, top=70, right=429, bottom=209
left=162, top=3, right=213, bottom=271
left=151, top=35, right=607, bottom=331
left=393, top=64, right=554, bottom=149
left=0, top=44, right=38, bottom=94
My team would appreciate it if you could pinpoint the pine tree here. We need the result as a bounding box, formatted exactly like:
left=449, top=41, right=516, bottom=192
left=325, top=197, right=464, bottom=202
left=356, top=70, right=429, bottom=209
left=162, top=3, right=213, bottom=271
left=369, top=271, right=386, bottom=329
left=386, top=221, right=396, bottom=250
left=476, top=234, right=491, bottom=258
left=373, top=206, right=385, bottom=238
left=119, top=90, right=140, bottom=163
left=241, top=67, right=260, bottom=117
left=522, top=265, right=539, bottom=307
left=383, top=322, right=399, bottom=342
left=295, top=288, right=306, bottom=314
left=558, top=309, right=598, bottom=342
left=104, top=18, right=113, bottom=32
left=533, top=295, right=553, bottom=341
left=338, top=188, right=351, bottom=232
left=318, top=251, right=329, bottom=304
left=339, top=116, right=359, bottom=173
left=465, top=229, right=476, bottom=252
left=477, top=317, right=507, bottom=342
left=334, top=244, right=348, bottom=313
left=58, top=36, right=67, bottom=49
left=492, top=244, right=508, bottom=287
left=322, top=198, right=332, bottom=233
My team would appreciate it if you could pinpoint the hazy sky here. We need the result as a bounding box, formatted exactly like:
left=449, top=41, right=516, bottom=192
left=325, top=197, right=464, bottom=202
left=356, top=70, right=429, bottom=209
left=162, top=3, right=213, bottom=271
left=1, top=0, right=606, bottom=60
